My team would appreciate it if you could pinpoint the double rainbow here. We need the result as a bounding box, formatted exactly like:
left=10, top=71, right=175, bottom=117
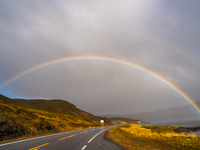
left=1, top=55, right=200, bottom=115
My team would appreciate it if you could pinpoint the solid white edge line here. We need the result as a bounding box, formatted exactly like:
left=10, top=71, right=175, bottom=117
left=0, top=129, right=86, bottom=147
left=81, top=145, right=87, bottom=150
left=88, top=128, right=109, bottom=143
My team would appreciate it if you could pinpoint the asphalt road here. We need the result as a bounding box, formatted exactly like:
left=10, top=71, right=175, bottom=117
left=0, top=126, right=123, bottom=150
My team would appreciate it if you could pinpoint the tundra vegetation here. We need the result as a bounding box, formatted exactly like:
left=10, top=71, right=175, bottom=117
left=0, top=94, right=106, bottom=142
left=109, top=124, right=200, bottom=150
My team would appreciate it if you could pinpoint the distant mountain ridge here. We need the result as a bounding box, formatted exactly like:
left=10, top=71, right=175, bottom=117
left=103, top=102, right=200, bottom=122
left=129, top=103, right=200, bottom=121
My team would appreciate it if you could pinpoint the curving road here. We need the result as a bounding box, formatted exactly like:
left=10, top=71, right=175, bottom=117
left=0, top=126, right=123, bottom=150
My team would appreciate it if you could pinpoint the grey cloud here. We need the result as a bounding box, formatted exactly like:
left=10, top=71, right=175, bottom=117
left=1, top=0, right=200, bottom=115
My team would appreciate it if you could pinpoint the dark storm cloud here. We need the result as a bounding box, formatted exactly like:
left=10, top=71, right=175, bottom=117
left=1, top=0, right=200, bottom=115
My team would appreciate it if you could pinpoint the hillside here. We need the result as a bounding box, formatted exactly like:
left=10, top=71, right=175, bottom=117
left=0, top=94, right=18, bottom=104
left=0, top=94, right=105, bottom=142
left=13, top=99, right=99, bottom=121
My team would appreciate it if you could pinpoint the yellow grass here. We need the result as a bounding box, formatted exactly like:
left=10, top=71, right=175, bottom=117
left=109, top=124, right=200, bottom=150
left=0, top=102, right=102, bottom=142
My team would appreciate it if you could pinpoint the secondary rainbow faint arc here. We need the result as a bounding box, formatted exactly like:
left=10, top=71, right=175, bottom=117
left=1, top=55, right=200, bottom=115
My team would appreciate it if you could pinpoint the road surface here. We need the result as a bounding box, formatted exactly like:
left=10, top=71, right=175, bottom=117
left=0, top=126, right=123, bottom=150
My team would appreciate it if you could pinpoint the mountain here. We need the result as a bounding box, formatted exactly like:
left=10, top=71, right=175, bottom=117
left=0, top=94, right=18, bottom=104
left=103, top=103, right=200, bottom=122
left=0, top=94, right=107, bottom=141
left=129, top=103, right=200, bottom=121
left=13, top=98, right=98, bottom=121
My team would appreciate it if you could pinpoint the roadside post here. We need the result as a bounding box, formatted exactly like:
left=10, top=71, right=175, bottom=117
left=31, top=124, right=33, bottom=137
left=106, top=125, right=108, bottom=139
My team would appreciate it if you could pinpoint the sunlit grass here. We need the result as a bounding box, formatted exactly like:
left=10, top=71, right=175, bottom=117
left=109, top=124, right=200, bottom=150
left=0, top=102, right=102, bottom=142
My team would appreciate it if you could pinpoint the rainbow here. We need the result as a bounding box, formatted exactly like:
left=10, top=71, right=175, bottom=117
left=1, top=55, right=200, bottom=115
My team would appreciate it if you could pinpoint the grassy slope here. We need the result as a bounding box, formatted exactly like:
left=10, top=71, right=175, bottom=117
left=109, top=124, right=200, bottom=150
left=0, top=94, right=102, bottom=142
left=13, top=98, right=98, bottom=121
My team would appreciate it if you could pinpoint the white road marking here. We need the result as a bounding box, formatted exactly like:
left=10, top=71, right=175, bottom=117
left=80, top=128, right=111, bottom=150
left=81, top=145, right=87, bottom=150
left=88, top=129, right=106, bottom=143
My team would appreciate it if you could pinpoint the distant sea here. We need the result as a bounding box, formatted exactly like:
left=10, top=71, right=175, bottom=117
left=143, top=118, right=200, bottom=127
left=142, top=118, right=200, bottom=136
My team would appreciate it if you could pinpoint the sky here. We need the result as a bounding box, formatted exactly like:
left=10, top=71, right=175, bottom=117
left=1, top=0, right=200, bottom=116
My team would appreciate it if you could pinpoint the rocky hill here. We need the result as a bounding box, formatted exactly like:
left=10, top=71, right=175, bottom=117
left=0, top=94, right=105, bottom=141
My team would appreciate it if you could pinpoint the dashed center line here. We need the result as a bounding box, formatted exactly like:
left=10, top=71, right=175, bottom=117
left=80, top=131, right=88, bottom=134
left=58, top=134, right=77, bottom=141
left=29, top=143, right=49, bottom=150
